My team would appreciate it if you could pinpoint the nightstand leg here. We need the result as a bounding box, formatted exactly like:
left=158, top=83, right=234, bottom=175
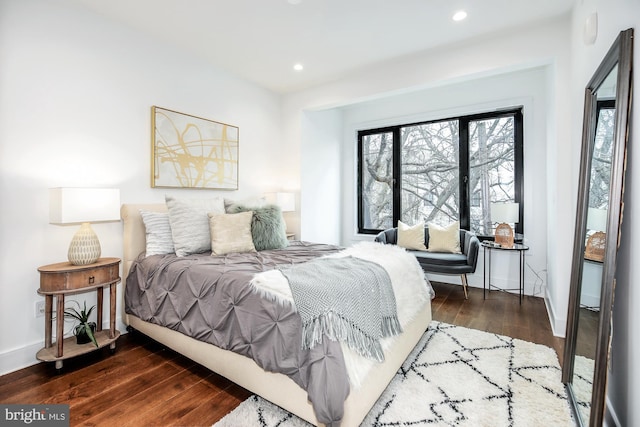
left=96, top=287, right=104, bottom=332
left=483, top=247, right=487, bottom=299
left=44, top=295, right=53, bottom=348
left=56, top=294, right=65, bottom=358
left=519, top=250, right=525, bottom=305
left=109, top=283, right=116, bottom=339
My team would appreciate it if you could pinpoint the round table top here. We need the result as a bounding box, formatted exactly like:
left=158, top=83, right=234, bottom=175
left=481, top=241, right=529, bottom=251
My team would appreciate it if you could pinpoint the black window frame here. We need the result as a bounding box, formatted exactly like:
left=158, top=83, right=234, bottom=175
left=357, top=107, right=524, bottom=238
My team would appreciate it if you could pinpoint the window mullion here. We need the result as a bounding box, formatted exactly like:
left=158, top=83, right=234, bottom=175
left=514, top=110, right=524, bottom=235
left=459, top=119, right=470, bottom=230
left=392, top=127, right=401, bottom=227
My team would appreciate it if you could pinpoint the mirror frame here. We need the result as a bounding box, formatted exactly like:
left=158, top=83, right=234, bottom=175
left=562, top=28, right=633, bottom=427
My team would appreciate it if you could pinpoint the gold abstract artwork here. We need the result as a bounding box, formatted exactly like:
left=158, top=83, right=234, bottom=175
left=151, top=106, right=239, bottom=189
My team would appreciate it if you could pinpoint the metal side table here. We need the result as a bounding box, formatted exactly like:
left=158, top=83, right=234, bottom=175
left=482, top=241, right=529, bottom=304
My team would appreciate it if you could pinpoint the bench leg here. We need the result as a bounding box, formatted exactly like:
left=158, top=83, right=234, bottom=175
left=460, top=274, right=469, bottom=299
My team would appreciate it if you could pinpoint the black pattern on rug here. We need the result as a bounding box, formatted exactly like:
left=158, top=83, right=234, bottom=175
left=214, top=321, right=574, bottom=427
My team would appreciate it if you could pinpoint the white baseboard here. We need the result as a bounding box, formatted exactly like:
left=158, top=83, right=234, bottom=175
left=604, top=396, right=621, bottom=427
left=0, top=340, right=43, bottom=376
left=543, top=287, right=566, bottom=338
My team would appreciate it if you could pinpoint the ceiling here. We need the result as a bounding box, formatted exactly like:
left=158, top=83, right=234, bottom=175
left=70, top=0, right=575, bottom=93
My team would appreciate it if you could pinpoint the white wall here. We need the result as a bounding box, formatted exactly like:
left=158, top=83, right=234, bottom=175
left=300, top=110, right=343, bottom=244
left=0, top=0, right=284, bottom=374
left=284, top=17, right=573, bottom=335
left=569, top=2, right=640, bottom=426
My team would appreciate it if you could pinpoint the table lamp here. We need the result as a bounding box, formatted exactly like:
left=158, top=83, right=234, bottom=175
left=585, top=207, right=607, bottom=262
left=49, top=188, right=121, bottom=265
left=491, top=202, right=519, bottom=248
left=265, top=192, right=295, bottom=212
left=265, top=192, right=296, bottom=237
left=586, top=207, right=607, bottom=232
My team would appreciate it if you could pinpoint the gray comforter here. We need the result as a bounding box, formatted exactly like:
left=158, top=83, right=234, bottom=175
left=125, top=241, right=349, bottom=426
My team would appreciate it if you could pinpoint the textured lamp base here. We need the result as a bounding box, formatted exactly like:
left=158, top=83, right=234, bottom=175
left=494, top=223, right=514, bottom=248
left=68, top=223, right=101, bottom=265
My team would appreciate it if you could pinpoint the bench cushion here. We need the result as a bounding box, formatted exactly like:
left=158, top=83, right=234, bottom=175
left=412, top=251, right=468, bottom=266
left=412, top=251, right=471, bottom=275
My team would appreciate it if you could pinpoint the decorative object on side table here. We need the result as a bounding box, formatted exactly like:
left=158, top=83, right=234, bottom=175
left=490, top=202, right=519, bottom=248
left=37, top=257, right=121, bottom=370
left=49, top=187, right=121, bottom=265
left=584, top=207, right=607, bottom=262
left=64, top=301, right=98, bottom=347
left=585, top=232, right=606, bottom=262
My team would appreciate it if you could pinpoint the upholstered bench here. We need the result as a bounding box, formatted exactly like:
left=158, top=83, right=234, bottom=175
left=375, top=227, right=480, bottom=299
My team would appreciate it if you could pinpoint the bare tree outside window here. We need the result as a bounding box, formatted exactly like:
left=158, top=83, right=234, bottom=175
left=589, top=107, right=615, bottom=210
left=358, top=109, right=523, bottom=235
left=469, top=117, right=516, bottom=235
left=401, top=121, right=460, bottom=227
left=361, top=132, right=393, bottom=229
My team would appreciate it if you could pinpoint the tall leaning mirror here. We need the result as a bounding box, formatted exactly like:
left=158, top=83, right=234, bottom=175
left=562, top=28, right=633, bottom=427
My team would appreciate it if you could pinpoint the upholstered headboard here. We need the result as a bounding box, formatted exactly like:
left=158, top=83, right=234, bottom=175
left=120, top=203, right=167, bottom=280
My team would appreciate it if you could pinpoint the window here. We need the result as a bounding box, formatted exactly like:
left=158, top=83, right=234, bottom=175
left=589, top=99, right=615, bottom=210
left=358, top=108, right=523, bottom=237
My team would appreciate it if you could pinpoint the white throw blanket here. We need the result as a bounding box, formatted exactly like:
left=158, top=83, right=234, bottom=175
left=250, top=241, right=432, bottom=389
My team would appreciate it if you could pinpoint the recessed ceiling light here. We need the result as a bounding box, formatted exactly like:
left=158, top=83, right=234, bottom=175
left=452, top=10, right=467, bottom=22
left=293, top=63, right=304, bottom=71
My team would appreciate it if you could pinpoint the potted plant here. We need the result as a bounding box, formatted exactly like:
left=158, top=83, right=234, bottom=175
left=64, top=301, right=98, bottom=347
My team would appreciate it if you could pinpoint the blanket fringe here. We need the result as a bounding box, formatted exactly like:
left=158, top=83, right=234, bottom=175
left=302, top=311, right=401, bottom=363
left=382, top=315, right=403, bottom=337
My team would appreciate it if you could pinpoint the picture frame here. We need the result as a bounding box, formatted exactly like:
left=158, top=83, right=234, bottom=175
left=151, top=106, right=239, bottom=189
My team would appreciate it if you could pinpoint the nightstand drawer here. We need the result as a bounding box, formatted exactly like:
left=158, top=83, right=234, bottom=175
left=38, top=257, right=120, bottom=293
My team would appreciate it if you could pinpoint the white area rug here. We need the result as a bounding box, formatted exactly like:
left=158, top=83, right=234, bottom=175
left=572, top=355, right=594, bottom=424
left=214, top=322, right=574, bottom=427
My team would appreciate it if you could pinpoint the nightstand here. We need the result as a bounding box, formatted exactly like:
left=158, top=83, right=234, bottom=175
left=286, top=233, right=295, bottom=241
left=36, top=257, right=121, bottom=370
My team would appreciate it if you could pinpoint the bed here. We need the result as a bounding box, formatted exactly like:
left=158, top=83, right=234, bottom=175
left=121, top=203, right=432, bottom=427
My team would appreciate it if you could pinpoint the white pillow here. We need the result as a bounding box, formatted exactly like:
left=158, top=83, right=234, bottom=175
left=165, top=195, right=225, bottom=256
left=397, top=221, right=427, bottom=251
left=427, top=221, right=461, bottom=253
left=208, top=211, right=256, bottom=255
left=140, top=210, right=174, bottom=256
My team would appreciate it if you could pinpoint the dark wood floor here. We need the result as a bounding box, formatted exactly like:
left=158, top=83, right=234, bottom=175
left=0, top=282, right=564, bottom=426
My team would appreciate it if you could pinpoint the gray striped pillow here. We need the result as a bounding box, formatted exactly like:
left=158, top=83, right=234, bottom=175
left=165, top=195, right=226, bottom=256
left=140, top=210, right=174, bottom=256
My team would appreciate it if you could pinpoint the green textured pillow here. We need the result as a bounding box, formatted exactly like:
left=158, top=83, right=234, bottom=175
left=228, top=204, right=288, bottom=250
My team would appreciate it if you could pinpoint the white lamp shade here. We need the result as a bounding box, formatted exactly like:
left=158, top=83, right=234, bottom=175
left=265, top=192, right=295, bottom=212
left=50, top=188, right=121, bottom=224
left=490, top=202, right=520, bottom=224
left=587, top=207, right=607, bottom=232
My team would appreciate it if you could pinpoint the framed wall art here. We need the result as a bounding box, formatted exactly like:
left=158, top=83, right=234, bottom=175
left=151, top=106, right=239, bottom=189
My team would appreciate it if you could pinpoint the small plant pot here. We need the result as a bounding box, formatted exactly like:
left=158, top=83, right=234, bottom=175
left=75, top=323, right=97, bottom=345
